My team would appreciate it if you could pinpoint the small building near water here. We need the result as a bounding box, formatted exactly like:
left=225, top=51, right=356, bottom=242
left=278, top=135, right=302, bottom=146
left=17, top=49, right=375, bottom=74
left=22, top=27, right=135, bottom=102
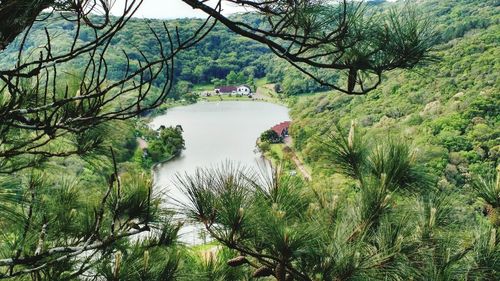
left=236, top=85, right=251, bottom=95
left=214, top=85, right=252, bottom=96
left=271, top=121, right=291, bottom=139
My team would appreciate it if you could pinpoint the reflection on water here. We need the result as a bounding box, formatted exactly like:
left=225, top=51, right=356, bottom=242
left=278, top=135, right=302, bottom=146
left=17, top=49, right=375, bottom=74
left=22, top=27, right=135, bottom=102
left=150, top=101, right=289, bottom=243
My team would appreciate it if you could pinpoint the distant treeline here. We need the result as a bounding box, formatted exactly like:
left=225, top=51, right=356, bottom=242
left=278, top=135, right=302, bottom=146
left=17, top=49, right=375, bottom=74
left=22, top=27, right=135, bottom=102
left=1, top=0, right=498, bottom=98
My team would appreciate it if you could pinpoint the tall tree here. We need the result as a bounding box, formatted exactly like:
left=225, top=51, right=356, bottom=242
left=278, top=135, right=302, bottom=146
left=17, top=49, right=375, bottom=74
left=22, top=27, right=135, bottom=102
left=177, top=125, right=500, bottom=281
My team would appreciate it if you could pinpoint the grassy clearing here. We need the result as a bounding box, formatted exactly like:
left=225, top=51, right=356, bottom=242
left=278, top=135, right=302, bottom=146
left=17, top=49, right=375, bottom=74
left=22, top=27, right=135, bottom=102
left=255, top=77, right=269, bottom=87
left=200, top=95, right=255, bottom=102
left=190, top=81, right=289, bottom=105
left=269, top=143, right=285, bottom=159
left=190, top=241, right=219, bottom=252
left=192, top=84, right=214, bottom=92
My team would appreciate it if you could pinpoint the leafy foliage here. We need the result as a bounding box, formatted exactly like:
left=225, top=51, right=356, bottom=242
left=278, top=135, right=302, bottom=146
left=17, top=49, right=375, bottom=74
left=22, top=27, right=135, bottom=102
left=260, top=130, right=281, bottom=144
left=177, top=155, right=499, bottom=280
left=0, top=0, right=497, bottom=280
left=288, top=0, right=499, bottom=187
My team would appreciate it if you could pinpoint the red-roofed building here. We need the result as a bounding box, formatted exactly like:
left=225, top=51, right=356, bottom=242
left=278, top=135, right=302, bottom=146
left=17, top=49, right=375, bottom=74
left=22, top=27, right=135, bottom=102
left=215, top=86, right=237, bottom=94
left=271, top=121, right=291, bottom=139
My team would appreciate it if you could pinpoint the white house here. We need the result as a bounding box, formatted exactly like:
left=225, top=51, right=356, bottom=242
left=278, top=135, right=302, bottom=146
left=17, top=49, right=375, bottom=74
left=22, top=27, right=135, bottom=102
left=236, top=85, right=252, bottom=95
left=215, top=85, right=252, bottom=96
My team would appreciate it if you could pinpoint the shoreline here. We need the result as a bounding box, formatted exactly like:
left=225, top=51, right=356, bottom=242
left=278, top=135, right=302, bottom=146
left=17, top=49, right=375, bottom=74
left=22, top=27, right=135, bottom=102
left=145, top=84, right=288, bottom=119
left=151, top=97, right=287, bottom=117
left=144, top=95, right=290, bottom=172
left=257, top=137, right=312, bottom=181
left=151, top=149, right=182, bottom=170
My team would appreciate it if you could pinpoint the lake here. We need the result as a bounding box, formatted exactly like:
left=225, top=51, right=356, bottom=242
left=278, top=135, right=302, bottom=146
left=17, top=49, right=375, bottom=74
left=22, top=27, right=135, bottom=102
left=150, top=101, right=289, bottom=243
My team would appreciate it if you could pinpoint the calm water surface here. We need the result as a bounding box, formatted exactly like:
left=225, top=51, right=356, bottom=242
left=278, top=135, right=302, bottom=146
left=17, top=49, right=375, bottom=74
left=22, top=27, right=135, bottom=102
left=150, top=101, right=289, bottom=243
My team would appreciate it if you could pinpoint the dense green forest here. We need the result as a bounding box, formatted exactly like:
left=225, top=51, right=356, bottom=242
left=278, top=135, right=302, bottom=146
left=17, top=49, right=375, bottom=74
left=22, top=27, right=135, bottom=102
left=0, top=13, right=270, bottom=100
left=0, top=0, right=499, bottom=280
left=288, top=0, right=499, bottom=183
left=3, top=0, right=496, bottom=98
left=266, top=0, right=500, bottom=95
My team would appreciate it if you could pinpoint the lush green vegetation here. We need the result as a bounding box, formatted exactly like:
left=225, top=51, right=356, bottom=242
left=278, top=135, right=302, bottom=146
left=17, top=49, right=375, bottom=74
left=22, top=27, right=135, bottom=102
left=264, top=0, right=500, bottom=96
left=288, top=12, right=499, bottom=186
left=0, top=13, right=270, bottom=103
left=133, top=124, right=186, bottom=168
left=179, top=129, right=499, bottom=280
left=0, top=0, right=498, bottom=280
left=248, top=1, right=499, bottom=277
left=187, top=1, right=498, bottom=278
left=260, top=129, right=282, bottom=144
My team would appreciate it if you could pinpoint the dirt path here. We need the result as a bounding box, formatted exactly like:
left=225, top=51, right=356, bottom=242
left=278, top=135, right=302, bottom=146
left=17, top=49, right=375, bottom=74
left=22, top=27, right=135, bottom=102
left=254, top=84, right=275, bottom=101
left=137, top=137, right=148, bottom=150
left=284, top=137, right=312, bottom=181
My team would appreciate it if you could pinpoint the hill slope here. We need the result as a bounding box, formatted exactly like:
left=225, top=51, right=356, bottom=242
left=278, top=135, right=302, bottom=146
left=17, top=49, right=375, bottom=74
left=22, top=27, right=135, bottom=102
left=287, top=0, right=499, bottom=188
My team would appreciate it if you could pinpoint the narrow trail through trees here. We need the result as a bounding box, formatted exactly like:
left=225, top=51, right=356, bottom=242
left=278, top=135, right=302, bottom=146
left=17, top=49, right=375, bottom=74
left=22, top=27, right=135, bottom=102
left=284, top=136, right=312, bottom=181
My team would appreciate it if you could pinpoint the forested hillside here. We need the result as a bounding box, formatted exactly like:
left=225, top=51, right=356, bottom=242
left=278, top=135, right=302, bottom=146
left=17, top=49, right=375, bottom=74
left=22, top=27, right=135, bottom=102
left=4, top=0, right=496, bottom=98
left=266, top=0, right=500, bottom=95
left=0, top=13, right=270, bottom=99
left=287, top=0, right=499, bottom=186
